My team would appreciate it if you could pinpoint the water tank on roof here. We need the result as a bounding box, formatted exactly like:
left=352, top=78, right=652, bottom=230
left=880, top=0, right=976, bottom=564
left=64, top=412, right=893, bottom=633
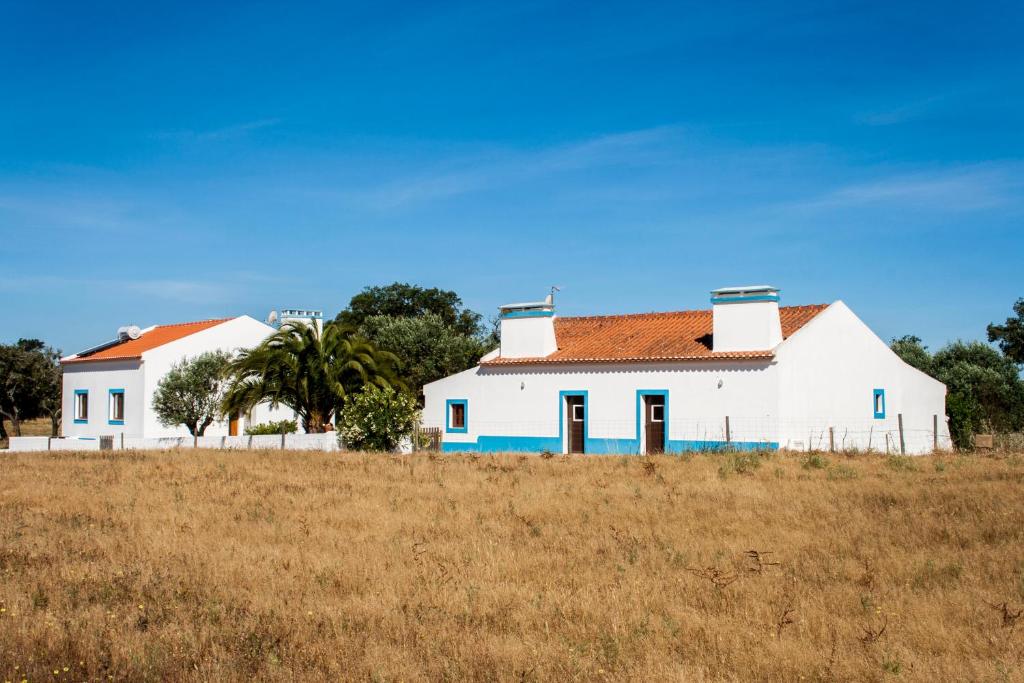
left=117, top=325, right=142, bottom=341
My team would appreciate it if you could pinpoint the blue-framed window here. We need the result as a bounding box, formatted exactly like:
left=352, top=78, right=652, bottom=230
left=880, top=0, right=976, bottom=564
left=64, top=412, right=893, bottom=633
left=873, top=389, right=886, bottom=419
left=108, top=388, right=125, bottom=425
left=446, top=399, right=468, bottom=433
left=73, top=389, right=89, bottom=424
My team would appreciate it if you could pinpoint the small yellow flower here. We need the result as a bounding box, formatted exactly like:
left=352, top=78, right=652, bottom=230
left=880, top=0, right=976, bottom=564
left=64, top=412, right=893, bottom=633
left=138, top=604, right=144, bottom=610
left=63, top=667, right=69, bottom=672
left=307, top=611, right=313, bottom=616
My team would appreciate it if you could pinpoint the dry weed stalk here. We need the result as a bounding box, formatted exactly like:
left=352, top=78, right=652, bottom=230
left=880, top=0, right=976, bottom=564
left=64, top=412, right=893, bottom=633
left=988, top=601, right=1023, bottom=629
left=745, top=550, right=780, bottom=574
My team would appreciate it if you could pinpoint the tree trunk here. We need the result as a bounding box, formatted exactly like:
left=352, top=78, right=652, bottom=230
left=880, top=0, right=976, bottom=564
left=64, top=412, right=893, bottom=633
left=0, top=418, right=7, bottom=440
left=49, top=411, right=60, bottom=437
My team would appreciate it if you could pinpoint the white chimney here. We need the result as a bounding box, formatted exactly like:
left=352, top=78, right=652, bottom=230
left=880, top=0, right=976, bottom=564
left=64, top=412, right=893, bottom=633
left=280, top=308, right=323, bottom=335
left=498, top=293, right=557, bottom=359
left=711, top=285, right=783, bottom=352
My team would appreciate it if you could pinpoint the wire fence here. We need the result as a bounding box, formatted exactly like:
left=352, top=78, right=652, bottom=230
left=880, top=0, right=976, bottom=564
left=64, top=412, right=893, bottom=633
left=420, top=414, right=952, bottom=455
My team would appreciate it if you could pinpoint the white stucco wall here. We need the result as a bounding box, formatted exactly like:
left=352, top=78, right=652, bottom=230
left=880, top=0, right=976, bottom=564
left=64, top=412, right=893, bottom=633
left=62, top=360, right=145, bottom=438
left=774, top=301, right=950, bottom=454
left=499, top=315, right=558, bottom=358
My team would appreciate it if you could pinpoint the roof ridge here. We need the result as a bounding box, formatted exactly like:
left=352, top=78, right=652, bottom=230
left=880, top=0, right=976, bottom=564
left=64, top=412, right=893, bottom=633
left=152, top=317, right=234, bottom=330
left=558, top=304, right=827, bottom=322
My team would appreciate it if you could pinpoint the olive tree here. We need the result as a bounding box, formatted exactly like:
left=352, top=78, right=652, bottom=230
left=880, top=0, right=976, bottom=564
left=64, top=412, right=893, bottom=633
left=152, top=351, right=232, bottom=436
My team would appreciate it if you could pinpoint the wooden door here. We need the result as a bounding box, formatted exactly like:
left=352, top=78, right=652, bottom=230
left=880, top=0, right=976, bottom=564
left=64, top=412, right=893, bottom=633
left=567, top=395, right=585, bottom=454
left=644, top=395, right=665, bottom=454
left=228, top=412, right=239, bottom=437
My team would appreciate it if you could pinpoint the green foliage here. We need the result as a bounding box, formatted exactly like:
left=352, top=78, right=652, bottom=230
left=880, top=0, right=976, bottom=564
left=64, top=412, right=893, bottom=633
left=987, top=298, right=1024, bottom=364
left=244, top=419, right=297, bottom=435
left=359, top=313, right=492, bottom=398
left=802, top=453, right=830, bottom=470
left=886, top=455, right=919, bottom=472
left=933, top=341, right=1024, bottom=441
left=0, top=338, right=62, bottom=437
left=152, top=351, right=232, bottom=436
left=222, top=322, right=401, bottom=433
left=717, top=451, right=765, bottom=478
left=889, top=335, right=1024, bottom=449
left=890, top=335, right=933, bottom=374
left=338, top=385, right=420, bottom=452
left=335, top=282, right=487, bottom=339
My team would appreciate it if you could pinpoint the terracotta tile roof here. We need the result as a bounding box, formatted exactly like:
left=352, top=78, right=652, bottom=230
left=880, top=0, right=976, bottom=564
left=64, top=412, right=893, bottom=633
left=62, top=318, right=233, bottom=364
left=481, top=304, right=828, bottom=366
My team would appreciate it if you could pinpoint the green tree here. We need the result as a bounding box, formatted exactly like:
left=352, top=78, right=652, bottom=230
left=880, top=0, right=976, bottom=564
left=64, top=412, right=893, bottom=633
left=222, top=322, right=401, bottom=433
left=889, top=335, right=933, bottom=374
left=338, top=384, right=420, bottom=452
left=359, top=313, right=491, bottom=399
left=335, top=282, right=486, bottom=338
left=987, top=298, right=1024, bottom=364
left=0, top=339, right=62, bottom=437
left=152, top=351, right=232, bottom=436
left=932, top=341, right=1024, bottom=446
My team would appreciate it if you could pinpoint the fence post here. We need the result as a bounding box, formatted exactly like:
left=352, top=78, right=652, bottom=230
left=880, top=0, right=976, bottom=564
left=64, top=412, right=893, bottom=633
left=829, top=427, right=835, bottom=453
left=120, top=433, right=124, bottom=450
left=281, top=432, right=286, bottom=450
left=897, top=413, right=906, bottom=455
left=933, top=414, right=938, bottom=452
left=47, top=436, right=52, bottom=451
left=193, top=434, right=198, bottom=449
left=221, top=435, right=226, bottom=450
left=724, top=416, right=731, bottom=445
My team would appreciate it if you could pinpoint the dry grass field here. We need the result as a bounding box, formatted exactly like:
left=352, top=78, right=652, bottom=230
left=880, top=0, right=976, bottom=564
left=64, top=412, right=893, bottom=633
left=1, top=449, right=1023, bottom=682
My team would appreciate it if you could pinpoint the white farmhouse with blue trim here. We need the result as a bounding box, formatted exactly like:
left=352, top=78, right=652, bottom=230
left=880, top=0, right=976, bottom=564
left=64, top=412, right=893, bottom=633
left=423, top=286, right=951, bottom=454
left=61, top=315, right=298, bottom=439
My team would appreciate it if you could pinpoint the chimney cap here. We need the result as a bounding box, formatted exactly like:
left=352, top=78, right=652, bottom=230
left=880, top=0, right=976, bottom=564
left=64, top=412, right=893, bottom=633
left=710, top=285, right=779, bottom=296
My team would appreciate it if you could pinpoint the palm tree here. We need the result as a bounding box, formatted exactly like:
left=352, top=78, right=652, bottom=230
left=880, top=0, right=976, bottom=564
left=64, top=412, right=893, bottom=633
left=222, top=321, right=402, bottom=433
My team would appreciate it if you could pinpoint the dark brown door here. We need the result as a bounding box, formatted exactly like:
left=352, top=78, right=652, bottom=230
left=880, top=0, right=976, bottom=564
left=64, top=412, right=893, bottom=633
left=644, top=395, right=665, bottom=454
left=567, top=395, right=585, bottom=454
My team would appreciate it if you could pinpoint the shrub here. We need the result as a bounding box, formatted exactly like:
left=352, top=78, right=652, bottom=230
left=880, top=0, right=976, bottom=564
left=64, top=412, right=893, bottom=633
left=717, top=451, right=764, bottom=478
left=244, top=419, right=298, bottom=435
left=802, top=453, right=830, bottom=470
left=339, top=385, right=420, bottom=452
left=886, top=455, right=919, bottom=472
left=827, top=464, right=858, bottom=481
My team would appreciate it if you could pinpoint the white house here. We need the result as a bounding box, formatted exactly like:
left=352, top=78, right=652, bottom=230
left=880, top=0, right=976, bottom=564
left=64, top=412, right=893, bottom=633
left=61, top=315, right=296, bottom=439
left=423, top=286, right=951, bottom=455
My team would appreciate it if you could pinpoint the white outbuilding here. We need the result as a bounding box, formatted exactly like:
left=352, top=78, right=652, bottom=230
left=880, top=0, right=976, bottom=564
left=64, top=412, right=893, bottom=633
left=61, top=315, right=295, bottom=439
left=423, top=286, right=951, bottom=455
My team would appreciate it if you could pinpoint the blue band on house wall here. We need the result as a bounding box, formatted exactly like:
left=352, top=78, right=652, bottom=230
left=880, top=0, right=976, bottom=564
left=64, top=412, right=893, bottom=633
left=441, top=387, right=779, bottom=454
left=500, top=310, right=555, bottom=319
left=710, top=295, right=780, bottom=304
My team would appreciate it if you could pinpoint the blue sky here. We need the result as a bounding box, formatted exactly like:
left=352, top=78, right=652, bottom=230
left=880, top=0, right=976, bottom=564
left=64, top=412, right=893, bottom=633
left=1, top=0, right=1022, bottom=355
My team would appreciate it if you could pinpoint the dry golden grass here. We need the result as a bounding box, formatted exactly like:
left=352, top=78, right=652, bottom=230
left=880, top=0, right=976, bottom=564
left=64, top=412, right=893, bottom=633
left=1, top=449, right=1023, bottom=681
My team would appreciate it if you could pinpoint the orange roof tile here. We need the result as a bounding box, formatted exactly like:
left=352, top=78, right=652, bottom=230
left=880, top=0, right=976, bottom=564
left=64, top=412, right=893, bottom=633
left=62, top=318, right=233, bottom=364
left=482, top=304, right=828, bottom=365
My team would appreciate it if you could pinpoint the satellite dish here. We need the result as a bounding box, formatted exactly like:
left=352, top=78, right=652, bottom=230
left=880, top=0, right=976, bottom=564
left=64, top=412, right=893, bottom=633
left=266, top=310, right=279, bottom=326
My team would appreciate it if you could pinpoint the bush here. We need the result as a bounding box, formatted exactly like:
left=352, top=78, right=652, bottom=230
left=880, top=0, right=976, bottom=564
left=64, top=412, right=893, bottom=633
left=245, top=419, right=298, bottom=435
left=339, top=385, right=420, bottom=452
left=802, top=453, right=830, bottom=470
left=717, top=451, right=764, bottom=478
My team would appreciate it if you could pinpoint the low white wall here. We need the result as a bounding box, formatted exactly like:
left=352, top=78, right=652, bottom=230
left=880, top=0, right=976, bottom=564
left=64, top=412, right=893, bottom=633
left=5, top=433, right=340, bottom=452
